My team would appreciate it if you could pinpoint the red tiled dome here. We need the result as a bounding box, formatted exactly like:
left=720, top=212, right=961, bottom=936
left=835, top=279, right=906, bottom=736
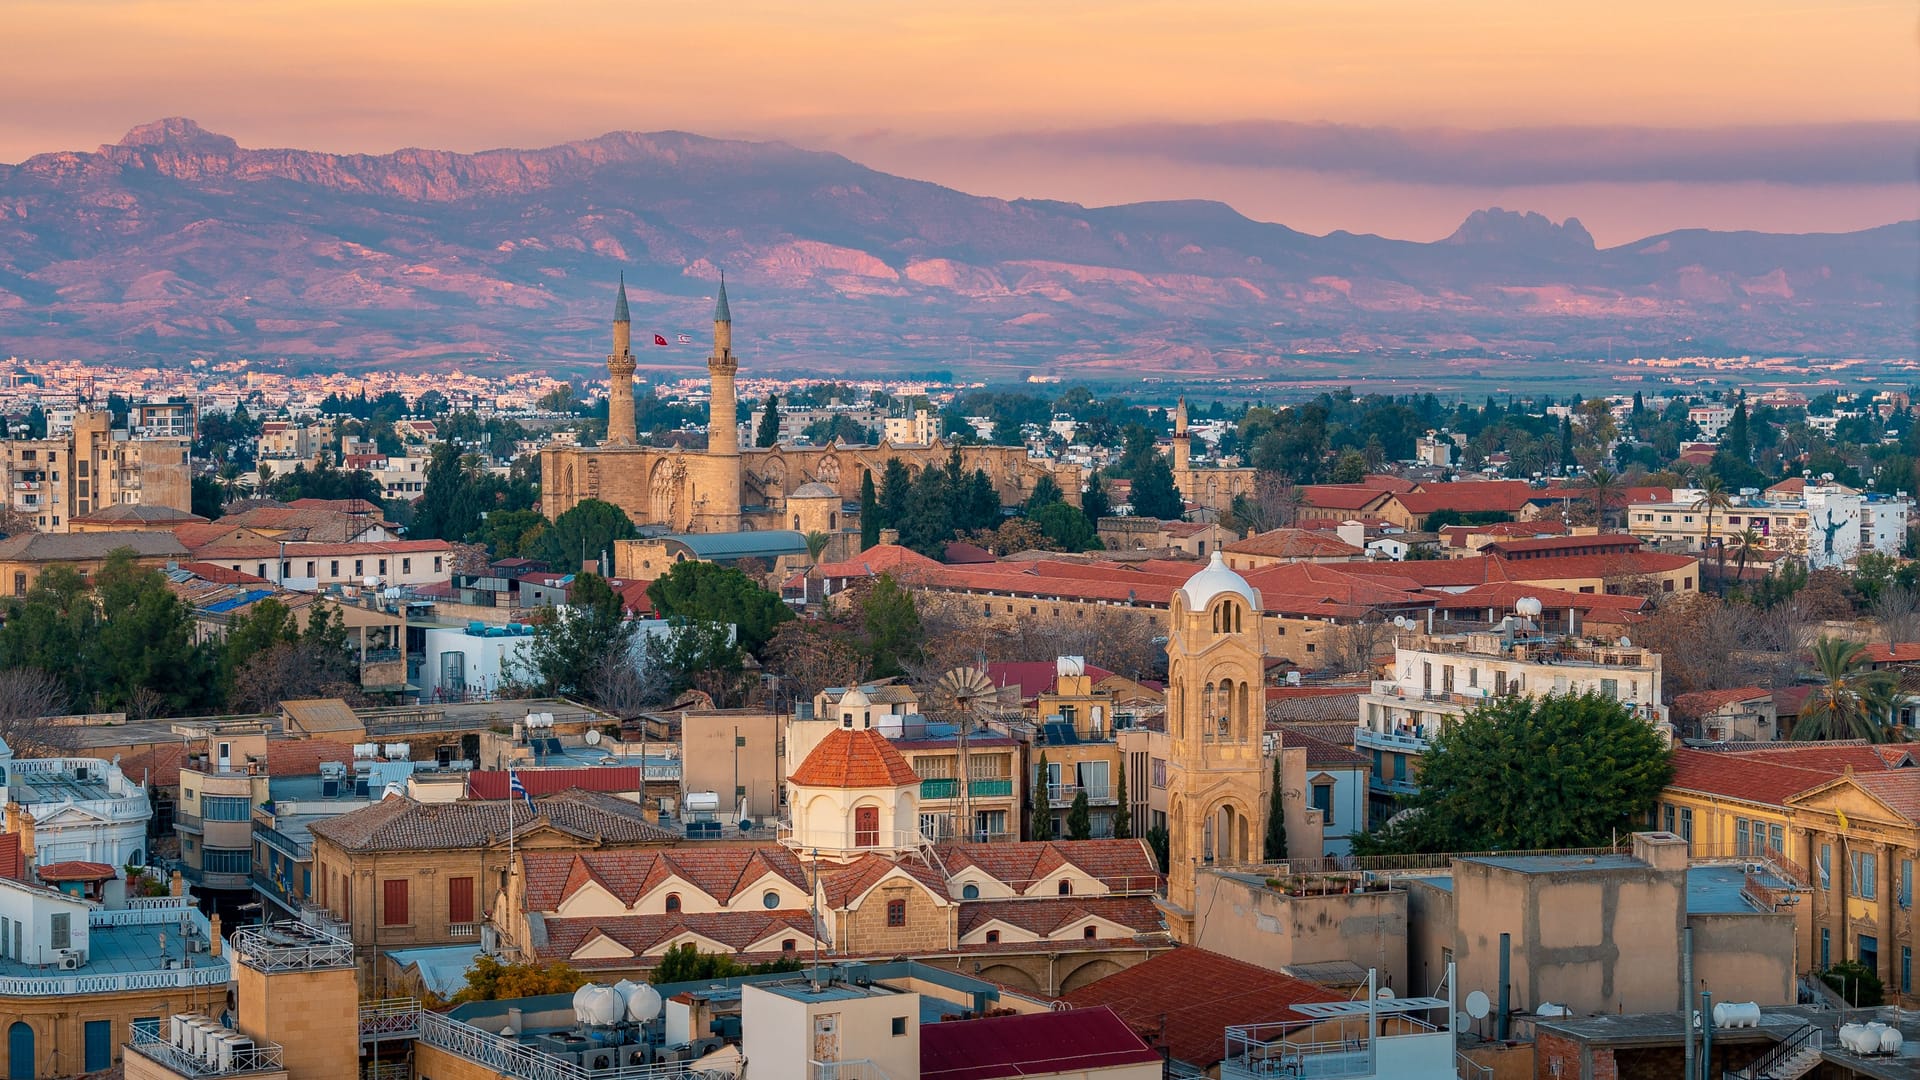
left=790, top=727, right=920, bottom=789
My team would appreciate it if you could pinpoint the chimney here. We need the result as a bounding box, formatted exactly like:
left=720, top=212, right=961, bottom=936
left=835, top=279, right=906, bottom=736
left=208, top=913, right=222, bottom=957
left=879, top=528, right=900, bottom=546
left=170, top=869, right=184, bottom=897
left=6, top=803, right=34, bottom=861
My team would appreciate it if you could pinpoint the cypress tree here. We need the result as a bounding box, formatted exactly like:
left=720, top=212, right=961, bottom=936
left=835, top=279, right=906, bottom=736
left=1031, top=752, right=1055, bottom=841
left=1081, top=473, right=1112, bottom=525
left=1263, top=755, right=1288, bottom=860
left=1066, top=790, right=1092, bottom=841
left=859, top=472, right=880, bottom=550
left=1112, top=764, right=1132, bottom=839
left=755, top=393, right=781, bottom=448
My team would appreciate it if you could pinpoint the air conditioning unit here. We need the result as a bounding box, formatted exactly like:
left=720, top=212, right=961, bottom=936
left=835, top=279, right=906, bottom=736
left=58, top=951, right=81, bottom=970
left=626, top=1047, right=654, bottom=1068
left=582, top=1048, right=621, bottom=1072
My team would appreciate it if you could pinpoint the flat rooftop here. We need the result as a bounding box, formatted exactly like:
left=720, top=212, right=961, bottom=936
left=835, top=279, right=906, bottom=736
left=0, top=910, right=229, bottom=981
left=11, top=771, right=123, bottom=804
left=1468, top=854, right=1646, bottom=874
left=1687, top=864, right=1795, bottom=915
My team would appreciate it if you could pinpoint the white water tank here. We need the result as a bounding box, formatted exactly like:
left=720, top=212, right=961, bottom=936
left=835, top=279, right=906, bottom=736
left=1882, top=1027, right=1905, bottom=1053
left=574, top=983, right=622, bottom=1026
left=685, top=791, right=721, bottom=813
left=1839, top=1023, right=1876, bottom=1053
left=1712, top=1002, right=1761, bottom=1029
left=626, top=983, right=664, bottom=1022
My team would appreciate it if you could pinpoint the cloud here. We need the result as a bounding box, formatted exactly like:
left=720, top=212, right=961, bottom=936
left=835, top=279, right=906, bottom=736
left=945, top=121, right=1919, bottom=187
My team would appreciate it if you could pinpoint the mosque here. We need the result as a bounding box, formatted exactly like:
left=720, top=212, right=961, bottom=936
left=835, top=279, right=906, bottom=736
left=541, top=280, right=1083, bottom=534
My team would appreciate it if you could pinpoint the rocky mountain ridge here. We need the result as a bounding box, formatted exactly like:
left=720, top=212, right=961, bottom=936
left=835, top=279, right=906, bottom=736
left=0, top=119, right=1910, bottom=373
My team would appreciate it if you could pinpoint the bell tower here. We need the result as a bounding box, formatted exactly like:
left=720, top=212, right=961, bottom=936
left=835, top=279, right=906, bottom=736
left=1160, top=551, right=1269, bottom=941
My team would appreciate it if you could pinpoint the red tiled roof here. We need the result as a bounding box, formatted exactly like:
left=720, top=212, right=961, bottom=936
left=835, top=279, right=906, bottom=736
left=1238, top=561, right=1432, bottom=620
left=821, top=852, right=949, bottom=908
left=1863, top=644, right=1920, bottom=665
left=37, top=861, right=115, bottom=882
left=985, top=662, right=1117, bottom=703
left=1358, top=474, right=1418, bottom=493
left=935, top=840, right=1161, bottom=894
left=1671, top=687, right=1772, bottom=717
left=123, top=744, right=188, bottom=788
left=790, top=727, right=922, bottom=788
left=1479, top=535, right=1644, bottom=558
left=1431, top=581, right=1650, bottom=617
left=522, top=847, right=811, bottom=911
left=1341, top=550, right=1697, bottom=589
left=192, top=538, right=451, bottom=560
left=1666, top=747, right=1880, bottom=808
left=1391, top=481, right=1537, bottom=516
left=920, top=1007, right=1160, bottom=1080
left=0, top=834, right=24, bottom=882
left=1287, top=732, right=1371, bottom=770
left=1058, top=948, right=1338, bottom=1068
left=958, top=896, right=1165, bottom=938
left=265, top=740, right=357, bottom=776
left=469, top=768, right=641, bottom=800
left=813, top=544, right=943, bottom=580
left=1295, top=485, right=1394, bottom=511
left=286, top=498, right=386, bottom=514
left=943, top=541, right=997, bottom=564
left=177, top=562, right=270, bottom=584
left=1844, top=772, right=1920, bottom=823
left=1224, top=529, right=1364, bottom=560
left=535, top=910, right=819, bottom=966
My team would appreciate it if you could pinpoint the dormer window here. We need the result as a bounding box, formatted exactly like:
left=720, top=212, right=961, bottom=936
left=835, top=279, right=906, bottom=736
left=843, top=713, right=854, bottom=728
left=665, top=893, right=682, bottom=913
left=1058, top=880, right=1072, bottom=896
left=1083, top=926, right=1097, bottom=940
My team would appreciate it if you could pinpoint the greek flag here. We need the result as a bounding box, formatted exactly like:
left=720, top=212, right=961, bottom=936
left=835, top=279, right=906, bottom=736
left=509, top=767, right=531, bottom=805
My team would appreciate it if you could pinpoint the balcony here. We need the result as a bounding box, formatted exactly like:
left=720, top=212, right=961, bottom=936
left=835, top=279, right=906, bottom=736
left=1369, top=775, right=1420, bottom=797
left=1354, top=725, right=1431, bottom=753
left=129, top=1026, right=285, bottom=1077
left=920, top=778, right=960, bottom=800
left=969, top=778, right=1014, bottom=798
left=1048, top=783, right=1117, bottom=808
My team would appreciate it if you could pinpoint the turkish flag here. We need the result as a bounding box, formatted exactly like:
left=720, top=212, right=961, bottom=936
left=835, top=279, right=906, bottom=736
left=653, top=334, right=669, bottom=346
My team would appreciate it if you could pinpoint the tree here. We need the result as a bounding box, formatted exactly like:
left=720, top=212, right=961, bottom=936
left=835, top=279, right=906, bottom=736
left=1321, top=620, right=1391, bottom=675
left=1066, top=789, right=1092, bottom=840
left=1354, top=693, right=1673, bottom=855
left=859, top=471, right=881, bottom=550
left=646, top=560, right=793, bottom=656
left=1145, top=824, right=1169, bottom=873
left=1030, top=752, right=1055, bottom=840
left=1873, top=585, right=1920, bottom=647
left=535, top=499, right=638, bottom=573
left=1691, top=475, right=1734, bottom=584
left=1575, top=467, right=1626, bottom=529
left=877, top=459, right=913, bottom=531
left=1026, top=474, right=1064, bottom=512
left=524, top=573, right=638, bottom=698
left=1130, top=456, right=1184, bottom=520
left=220, top=598, right=300, bottom=693
left=451, top=955, right=586, bottom=1004
left=852, top=574, right=923, bottom=679
left=1263, top=756, right=1288, bottom=860
left=1330, top=449, right=1367, bottom=484
left=1081, top=474, right=1112, bottom=525
left=88, top=550, right=218, bottom=715
left=191, top=475, right=225, bottom=521
left=1730, top=528, right=1766, bottom=584
left=473, top=509, right=549, bottom=561
left=1725, top=397, right=1752, bottom=462
left=649, top=943, right=803, bottom=985
left=1822, top=959, right=1885, bottom=1007
left=756, top=393, right=782, bottom=448
left=804, top=531, right=832, bottom=562
left=0, top=668, right=77, bottom=755
left=1793, top=637, right=1899, bottom=742
left=1112, top=765, right=1131, bottom=839
left=764, top=617, right=865, bottom=709
left=1029, top=500, right=1099, bottom=552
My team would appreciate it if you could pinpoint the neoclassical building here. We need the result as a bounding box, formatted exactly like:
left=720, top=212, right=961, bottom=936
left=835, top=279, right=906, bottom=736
left=542, top=280, right=1082, bottom=533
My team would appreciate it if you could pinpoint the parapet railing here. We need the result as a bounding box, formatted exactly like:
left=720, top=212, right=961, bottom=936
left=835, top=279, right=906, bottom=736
left=358, top=999, right=734, bottom=1080
left=811, top=1060, right=893, bottom=1080
left=230, top=921, right=354, bottom=972
left=129, top=1026, right=285, bottom=1077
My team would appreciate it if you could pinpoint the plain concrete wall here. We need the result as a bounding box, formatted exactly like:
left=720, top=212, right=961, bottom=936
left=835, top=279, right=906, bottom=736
left=1688, top=911, right=1796, bottom=1006
left=1192, top=872, right=1408, bottom=991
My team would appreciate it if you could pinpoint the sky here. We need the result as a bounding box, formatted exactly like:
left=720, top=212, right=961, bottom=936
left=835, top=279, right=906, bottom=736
left=3, top=0, right=1915, bottom=243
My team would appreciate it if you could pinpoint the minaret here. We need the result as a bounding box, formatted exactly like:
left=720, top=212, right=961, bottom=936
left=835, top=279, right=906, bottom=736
left=1173, top=397, right=1191, bottom=479
left=701, top=273, right=744, bottom=528
left=606, top=275, right=638, bottom=445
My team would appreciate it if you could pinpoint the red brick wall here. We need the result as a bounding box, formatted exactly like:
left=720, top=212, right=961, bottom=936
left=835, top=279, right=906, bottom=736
left=1535, top=1031, right=1617, bottom=1080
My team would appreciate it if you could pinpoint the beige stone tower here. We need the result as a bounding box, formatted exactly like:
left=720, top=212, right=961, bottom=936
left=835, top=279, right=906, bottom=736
left=1172, top=396, right=1190, bottom=478
left=606, top=275, right=639, bottom=445
left=697, top=274, right=744, bottom=528
left=1159, top=551, right=1269, bottom=942
left=229, top=922, right=359, bottom=1080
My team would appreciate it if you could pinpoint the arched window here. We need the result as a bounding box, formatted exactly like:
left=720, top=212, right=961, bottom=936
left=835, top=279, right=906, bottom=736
left=665, top=893, right=682, bottom=913
left=1058, top=880, right=1073, bottom=896
left=961, top=883, right=980, bottom=900
left=830, top=511, right=838, bottom=530
left=793, top=514, right=801, bottom=530
left=782, top=938, right=797, bottom=953
left=986, top=930, right=1000, bottom=943
left=1083, top=925, right=1098, bottom=940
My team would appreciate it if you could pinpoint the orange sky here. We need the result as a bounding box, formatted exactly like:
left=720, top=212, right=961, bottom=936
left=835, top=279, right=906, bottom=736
left=4, top=0, right=1914, bottom=240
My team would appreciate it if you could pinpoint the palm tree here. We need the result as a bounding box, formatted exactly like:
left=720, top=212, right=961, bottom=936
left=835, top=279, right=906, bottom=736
left=1691, top=475, right=1734, bottom=588
left=803, top=530, right=831, bottom=562
left=1730, top=528, right=1765, bottom=584
left=1577, top=467, right=1626, bottom=529
left=1793, top=637, right=1900, bottom=742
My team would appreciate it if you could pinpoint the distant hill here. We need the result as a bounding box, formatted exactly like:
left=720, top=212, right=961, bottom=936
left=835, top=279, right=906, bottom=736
left=0, top=118, right=1911, bottom=373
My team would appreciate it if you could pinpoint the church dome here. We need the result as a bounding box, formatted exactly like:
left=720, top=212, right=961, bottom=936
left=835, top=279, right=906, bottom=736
left=1178, top=551, right=1260, bottom=611
left=790, top=726, right=920, bottom=789
left=791, top=482, right=838, bottom=499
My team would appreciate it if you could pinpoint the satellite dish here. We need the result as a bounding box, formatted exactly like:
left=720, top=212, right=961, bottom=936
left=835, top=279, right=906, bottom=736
left=584, top=729, right=602, bottom=746
left=1465, top=990, right=1492, bottom=1019
left=1454, top=1011, right=1471, bottom=1034
left=1376, top=988, right=1395, bottom=1000
left=1393, top=616, right=1410, bottom=629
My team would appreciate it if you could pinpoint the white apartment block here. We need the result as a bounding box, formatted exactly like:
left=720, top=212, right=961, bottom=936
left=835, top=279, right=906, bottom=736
left=1626, top=485, right=1910, bottom=569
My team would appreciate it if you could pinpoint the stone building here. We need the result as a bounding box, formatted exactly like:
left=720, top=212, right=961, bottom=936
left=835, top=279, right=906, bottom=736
left=542, top=279, right=1080, bottom=534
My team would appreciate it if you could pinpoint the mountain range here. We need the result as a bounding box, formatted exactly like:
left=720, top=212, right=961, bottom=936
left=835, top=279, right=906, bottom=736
left=0, top=118, right=1911, bottom=376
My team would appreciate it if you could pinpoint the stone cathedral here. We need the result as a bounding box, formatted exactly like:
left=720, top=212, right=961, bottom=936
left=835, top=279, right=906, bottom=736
left=541, top=279, right=1081, bottom=534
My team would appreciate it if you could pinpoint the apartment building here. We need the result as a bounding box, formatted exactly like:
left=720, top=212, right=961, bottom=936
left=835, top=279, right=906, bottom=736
left=1, top=410, right=191, bottom=532
left=882, top=407, right=942, bottom=446
left=1356, top=619, right=1668, bottom=820
left=1627, top=484, right=1911, bottom=569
